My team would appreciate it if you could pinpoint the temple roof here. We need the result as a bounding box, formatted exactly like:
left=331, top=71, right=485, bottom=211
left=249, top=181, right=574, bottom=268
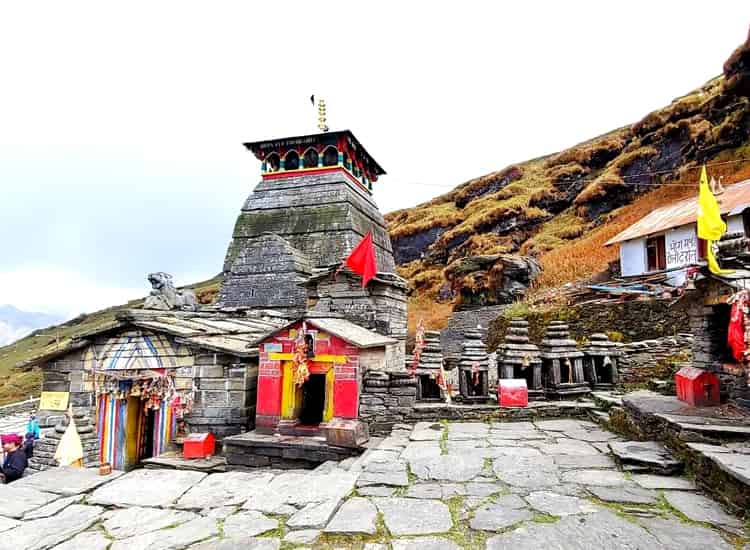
left=18, top=310, right=289, bottom=368
left=243, top=129, right=386, bottom=176
left=259, top=315, right=397, bottom=349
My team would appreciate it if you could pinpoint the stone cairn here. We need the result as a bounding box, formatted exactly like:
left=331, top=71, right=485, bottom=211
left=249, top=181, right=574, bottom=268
left=498, top=318, right=544, bottom=400
left=582, top=333, right=621, bottom=391
left=540, top=321, right=589, bottom=399
left=457, top=330, right=490, bottom=402
left=28, top=409, right=99, bottom=473
left=413, top=331, right=445, bottom=401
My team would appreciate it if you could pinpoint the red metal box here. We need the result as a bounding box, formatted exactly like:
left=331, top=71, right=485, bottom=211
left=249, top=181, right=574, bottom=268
left=498, top=379, right=528, bottom=408
left=183, top=432, right=216, bottom=459
left=675, top=366, right=719, bottom=407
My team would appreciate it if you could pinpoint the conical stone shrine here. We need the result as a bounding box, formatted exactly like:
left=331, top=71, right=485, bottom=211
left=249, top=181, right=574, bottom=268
left=457, top=330, right=490, bottom=402
left=540, top=321, right=589, bottom=399
left=582, top=333, right=621, bottom=390
left=498, top=317, right=544, bottom=400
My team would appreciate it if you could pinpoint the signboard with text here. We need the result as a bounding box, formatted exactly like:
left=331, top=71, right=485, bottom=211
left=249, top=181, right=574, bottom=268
left=39, top=391, right=69, bottom=411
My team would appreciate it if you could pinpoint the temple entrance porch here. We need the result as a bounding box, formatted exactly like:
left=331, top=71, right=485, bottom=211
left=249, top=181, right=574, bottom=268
left=278, top=362, right=335, bottom=437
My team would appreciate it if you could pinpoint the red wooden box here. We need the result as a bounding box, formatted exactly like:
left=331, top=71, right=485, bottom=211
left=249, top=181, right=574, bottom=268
left=498, top=379, right=528, bottom=408
left=183, top=432, right=216, bottom=459
left=675, top=366, right=719, bottom=407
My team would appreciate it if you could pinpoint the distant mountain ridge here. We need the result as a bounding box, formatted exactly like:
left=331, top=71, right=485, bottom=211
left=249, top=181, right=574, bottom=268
left=0, top=305, right=61, bottom=346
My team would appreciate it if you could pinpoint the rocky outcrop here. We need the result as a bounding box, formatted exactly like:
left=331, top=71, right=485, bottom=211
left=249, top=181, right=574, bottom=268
left=724, top=27, right=750, bottom=98
left=444, top=254, right=540, bottom=307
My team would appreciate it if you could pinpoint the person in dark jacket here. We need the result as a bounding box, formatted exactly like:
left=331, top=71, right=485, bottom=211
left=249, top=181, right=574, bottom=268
left=22, top=432, right=35, bottom=459
left=1, top=434, right=28, bottom=483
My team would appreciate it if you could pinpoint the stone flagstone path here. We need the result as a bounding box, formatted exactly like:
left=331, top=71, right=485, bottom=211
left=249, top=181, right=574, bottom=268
left=0, top=419, right=746, bottom=549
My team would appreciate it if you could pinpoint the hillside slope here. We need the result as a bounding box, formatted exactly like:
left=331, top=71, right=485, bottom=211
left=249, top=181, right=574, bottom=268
left=1, top=31, right=749, bottom=406
left=388, top=29, right=750, bottom=310
left=0, top=276, right=220, bottom=405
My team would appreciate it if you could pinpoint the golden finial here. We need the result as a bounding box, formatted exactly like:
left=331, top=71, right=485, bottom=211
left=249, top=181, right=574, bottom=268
left=317, top=97, right=329, bottom=132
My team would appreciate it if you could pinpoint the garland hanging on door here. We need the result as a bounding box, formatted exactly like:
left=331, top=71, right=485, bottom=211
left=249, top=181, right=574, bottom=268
left=292, top=322, right=310, bottom=387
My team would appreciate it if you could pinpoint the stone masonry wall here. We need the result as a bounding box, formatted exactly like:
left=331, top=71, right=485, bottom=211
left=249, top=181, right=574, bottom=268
left=0, top=397, right=40, bottom=418
left=189, top=352, right=258, bottom=440
left=487, top=298, right=692, bottom=352
left=617, top=334, right=694, bottom=386
left=360, top=372, right=417, bottom=435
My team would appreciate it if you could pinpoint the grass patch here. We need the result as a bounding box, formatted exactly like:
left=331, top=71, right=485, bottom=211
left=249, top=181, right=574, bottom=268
left=531, top=512, right=560, bottom=524
left=316, top=512, right=389, bottom=549
left=441, top=495, right=489, bottom=549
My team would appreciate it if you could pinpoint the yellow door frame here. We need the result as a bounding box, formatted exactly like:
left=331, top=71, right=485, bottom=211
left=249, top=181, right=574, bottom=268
left=280, top=361, right=335, bottom=423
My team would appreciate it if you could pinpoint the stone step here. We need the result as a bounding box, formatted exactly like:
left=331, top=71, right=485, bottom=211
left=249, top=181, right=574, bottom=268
left=591, top=392, right=623, bottom=411
left=609, top=440, right=683, bottom=475
left=590, top=410, right=611, bottom=426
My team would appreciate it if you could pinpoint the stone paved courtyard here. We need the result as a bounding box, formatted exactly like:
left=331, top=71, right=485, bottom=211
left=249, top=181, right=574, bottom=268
left=0, top=419, right=747, bottom=549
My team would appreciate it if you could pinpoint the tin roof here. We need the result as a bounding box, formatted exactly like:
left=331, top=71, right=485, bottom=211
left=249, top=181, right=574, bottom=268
left=605, top=178, right=750, bottom=246
left=260, top=316, right=397, bottom=349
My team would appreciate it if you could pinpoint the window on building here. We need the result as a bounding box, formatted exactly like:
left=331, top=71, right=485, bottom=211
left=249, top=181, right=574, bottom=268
left=698, top=238, right=708, bottom=259
left=284, top=151, right=300, bottom=170
left=646, top=235, right=666, bottom=271
left=322, top=146, right=338, bottom=167
left=266, top=153, right=280, bottom=172
left=303, top=148, right=319, bottom=169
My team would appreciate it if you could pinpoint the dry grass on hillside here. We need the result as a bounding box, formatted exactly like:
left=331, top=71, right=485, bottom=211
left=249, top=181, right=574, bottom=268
left=533, top=158, right=750, bottom=289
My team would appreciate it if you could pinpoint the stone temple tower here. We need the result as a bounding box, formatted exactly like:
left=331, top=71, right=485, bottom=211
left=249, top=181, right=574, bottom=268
left=218, top=129, right=398, bottom=319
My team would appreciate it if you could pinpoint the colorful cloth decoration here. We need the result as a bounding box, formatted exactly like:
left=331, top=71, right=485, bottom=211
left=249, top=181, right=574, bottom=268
left=410, top=319, right=425, bottom=377
left=729, top=291, right=749, bottom=362
left=697, top=165, right=733, bottom=275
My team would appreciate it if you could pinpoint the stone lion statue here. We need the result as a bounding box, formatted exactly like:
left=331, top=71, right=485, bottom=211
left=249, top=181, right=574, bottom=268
left=143, top=272, right=198, bottom=311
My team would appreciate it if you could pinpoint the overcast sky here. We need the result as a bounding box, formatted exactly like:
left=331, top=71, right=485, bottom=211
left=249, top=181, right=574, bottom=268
left=1, top=2, right=749, bottom=319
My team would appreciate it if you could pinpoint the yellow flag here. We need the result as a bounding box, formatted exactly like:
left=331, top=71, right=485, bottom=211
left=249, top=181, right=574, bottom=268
left=697, top=165, right=726, bottom=240
left=696, top=165, right=732, bottom=275
left=54, top=410, right=84, bottom=467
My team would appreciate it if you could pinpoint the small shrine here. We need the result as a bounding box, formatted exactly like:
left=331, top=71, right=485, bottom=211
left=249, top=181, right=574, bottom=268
left=254, top=316, right=398, bottom=439
left=540, top=321, right=590, bottom=399
left=582, top=333, right=621, bottom=390
left=498, top=318, right=544, bottom=400
left=413, top=330, right=446, bottom=401
left=456, top=330, right=490, bottom=402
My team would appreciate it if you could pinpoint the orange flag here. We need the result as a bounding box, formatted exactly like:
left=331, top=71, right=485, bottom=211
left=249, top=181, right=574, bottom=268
left=344, top=232, right=378, bottom=288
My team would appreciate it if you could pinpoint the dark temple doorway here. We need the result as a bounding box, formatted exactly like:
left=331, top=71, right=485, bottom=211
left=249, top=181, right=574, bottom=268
left=299, top=374, right=326, bottom=425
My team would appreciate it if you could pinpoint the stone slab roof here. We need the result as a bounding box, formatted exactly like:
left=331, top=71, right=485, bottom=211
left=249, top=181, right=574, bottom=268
left=18, top=310, right=289, bottom=368
left=260, top=316, right=397, bottom=349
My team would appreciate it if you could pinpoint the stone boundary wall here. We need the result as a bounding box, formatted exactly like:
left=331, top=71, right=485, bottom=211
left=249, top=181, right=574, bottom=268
left=617, top=334, right=694, bottom=386
left=0, top=397, right=40, bottom=418
left=487, top=299, right=692, bottom=351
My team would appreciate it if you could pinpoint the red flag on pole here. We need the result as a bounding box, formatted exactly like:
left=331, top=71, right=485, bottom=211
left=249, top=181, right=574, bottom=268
left=343, top=232, right=378, bottom=288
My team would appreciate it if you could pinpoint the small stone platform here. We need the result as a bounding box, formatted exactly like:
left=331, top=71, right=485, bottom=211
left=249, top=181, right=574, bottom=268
left=223, top=431, right=366, bottom=470
left=609, top=389, right=750, bottom=513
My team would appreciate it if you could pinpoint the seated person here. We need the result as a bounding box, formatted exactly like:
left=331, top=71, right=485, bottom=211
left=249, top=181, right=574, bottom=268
left=1, top=434, right=28, bottom=483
